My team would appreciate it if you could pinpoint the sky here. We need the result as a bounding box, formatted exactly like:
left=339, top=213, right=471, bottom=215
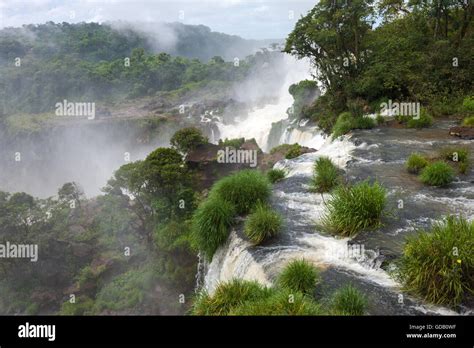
left=0, top=0, right=317, bottom=39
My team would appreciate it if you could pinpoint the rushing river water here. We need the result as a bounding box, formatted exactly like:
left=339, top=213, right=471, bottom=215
left=204, top=119, right=473, bottom=315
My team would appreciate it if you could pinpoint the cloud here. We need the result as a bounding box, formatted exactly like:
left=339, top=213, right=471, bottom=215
left=0, top=0, right=315, bottom=39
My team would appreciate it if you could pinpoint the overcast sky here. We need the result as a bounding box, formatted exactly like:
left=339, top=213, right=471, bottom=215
left=0, top=0, right=316, bottom=39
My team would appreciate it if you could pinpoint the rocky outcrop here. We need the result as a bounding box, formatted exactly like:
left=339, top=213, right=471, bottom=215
left=449, top=126, right=474, bottom=140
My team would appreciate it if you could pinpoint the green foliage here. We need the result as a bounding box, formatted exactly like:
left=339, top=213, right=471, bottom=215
left=462, top=116, right=474, bottom=127
left=285, top=0, right=473, bottom=132
left=288, top=80, right=319, bottom=119
left=94, top=268, right=154, bottom=312
left=218, top=137, right=245, bottom=148
left=285, top=143, right=303, bottom=159
left=376, top=114, right=385, bottom=125
left=210, top=170, right=271, bottom=215
left=59, top=297, right=95, bottom=315
left=170, top=127, right=208, bottom=153
left=419, top=161, right=455, bottom=186
left=439, top=147, right=469, bottom=164
left=277, top=259, right=320, bottom=295
left=153, top=220, right=193, bottom=252
left=191, top=279, right=272, bottom=315
left=462, top=96, right=474, bottom=113
left=398, top=216, right=474, bottom=306
left=267, top=168, right=286, bottom=184
left=230, top=290, right=322, bottom=315
left=191, top=195, right=235, bottom=260
left=331, top=285, right=367, bottom=315
left=322, top=181, right=387, bottom=237
left=407, top=110, right=434, bottom=129
left=311, top=156, right=340, bottom=193
left=332, top=112, right=374, bottom=139
left=244, top=204, right=282, bottom=245
left=406, top=153, right=429, bottom=174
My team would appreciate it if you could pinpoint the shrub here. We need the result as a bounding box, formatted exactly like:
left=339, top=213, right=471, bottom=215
left=331, top=285, right=367, bottom=315
left=285, top=143, right=303, bottom=159
left=462, top=116, right=474, bottom=127
left=311, top=156, right=340, bottom=192
left=191, top=195, right=236, bottom=260
left=439, top=147, right=469, bottom=164
left=398, top=216, right=474, bottom=306
left=191, top=279, right=272, bottom=315
left=170, top=127, right=208, bottom=153
left=419, top=161, right=455, bottom=186
left=94, top=269, right=153, bottom=312
left=210, top=170, right=271, bottom=215
left=270, top=144, right=292, bottom=155
left=60, top=297, right=95, bottom=315
left=230, top=290, right=322, bottom=315
left=332, top=112, right=354, bottom=139
left=353, top=116, right=376, bottom=129
left=462, top=96, right=474, bottom=113
left=277, top=259, right=320, bottom=294
left=267, top=168, right=286, bottom=183
left=406, top=153, right=429, bottom=174
left=407, top=109, right=433, bottom=129
left=322, top=181, right=387, bottom=237
left=244, top=204, right=282, bottom=245
left=218, top=137, right=245, bottom=148
left=332, top=112, right=374, bottom=139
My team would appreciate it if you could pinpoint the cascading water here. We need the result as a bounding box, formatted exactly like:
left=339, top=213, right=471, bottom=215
left=203, top=122, right=470, bottom=315
left=211, top=56, right=313, bottom=152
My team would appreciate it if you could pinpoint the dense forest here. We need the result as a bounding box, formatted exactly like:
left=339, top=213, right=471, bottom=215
left=0, top=22, right=278, bottom=116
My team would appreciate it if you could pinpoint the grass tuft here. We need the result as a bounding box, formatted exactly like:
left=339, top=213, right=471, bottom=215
left=322, top=181, right=387, bottom=237
left=267, top=168, right=286, bottom=183
left=190, top=279, right=272, bottom=315
left=210, top=169, right=271, bottom=215
left=406, top=153, right=429, bottom=174
left=331, top=284, right=367, bottom=315
left=398, top=216, right=474, bottom=307
left=311, top=156, right=341, bottom=192
left=191, top=195, right=235, bottom=260
left=419, top=161, right=455, bottom=186
left=277, top=259, right=320, bottom=295
left=244, top=204, right=282, bottom=245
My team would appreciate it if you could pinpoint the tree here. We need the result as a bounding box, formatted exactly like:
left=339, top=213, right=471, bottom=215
left=170, top=127, right=208, bottom=153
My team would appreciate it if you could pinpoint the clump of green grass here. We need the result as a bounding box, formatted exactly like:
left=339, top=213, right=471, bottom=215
left=191, top=279, right=272, bottom=315
left=332, top=112, right=375, bottom=139
left=331, top=285, right=367, bottom=315
left=191, top=195, right=235, bottom=260
left=285, top=143, right=303, bottom=159
left=406, top=153, right=429, bottom=174
left=229, top=290, right=322, bottom=315
left=438, top=146, right=470, bottom=175
left=398, top=216, right=474, bottom=307
left=462, top=116, right=474, bottom=127
left=267, top=168, right=286, bottom=183
left=244, top=204, right=282, bottom=245
left=311, top=156, right=340, bottom=193
left=277, top=259, right=320, bottom=295
left=210, top=169, right=271, bottom=215
left=439, top=146, right=469, bottom=163
left=322, top=181, right=387, bottom=237
left=407, top=109, right=433, bottom=129
left=419, top=161, right=455, bottom=186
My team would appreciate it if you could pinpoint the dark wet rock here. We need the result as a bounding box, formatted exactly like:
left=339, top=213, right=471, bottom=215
left=449, top=126, right=474, bottom=140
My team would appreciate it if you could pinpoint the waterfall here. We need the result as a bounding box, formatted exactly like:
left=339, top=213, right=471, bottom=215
left=214, top=56, right=312, bottom=152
